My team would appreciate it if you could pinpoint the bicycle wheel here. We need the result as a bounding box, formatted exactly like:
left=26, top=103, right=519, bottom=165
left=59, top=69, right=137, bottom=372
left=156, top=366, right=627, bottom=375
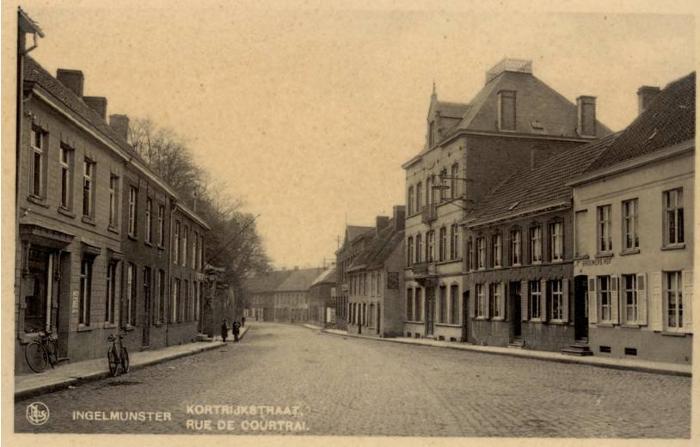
left=45, top=338, right=58, bottom=368
left=107, top=346, right=119, bottom=376
left=25, top=341, right=48, bottom=373
left=120, top=346, right=129, bottom=373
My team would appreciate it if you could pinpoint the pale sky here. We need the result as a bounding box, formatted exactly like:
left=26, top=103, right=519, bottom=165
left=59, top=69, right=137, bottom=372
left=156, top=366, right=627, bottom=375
left=16, top=1, right=695, bottom=269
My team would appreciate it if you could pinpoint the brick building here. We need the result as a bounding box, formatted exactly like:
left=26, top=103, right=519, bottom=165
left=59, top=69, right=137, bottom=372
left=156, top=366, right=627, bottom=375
left=334, top=225, right=373, bottom=329
left=273, top=267, right=325, bottom=322
left=243, top=270, right=293, bottom=321
left=309, top=266, right=337, bottom=327
left=347, top=206, right=406, bottom=337
left=570, top=73, right=695, bottom=364
left=403, top=58, right=612, bottom=342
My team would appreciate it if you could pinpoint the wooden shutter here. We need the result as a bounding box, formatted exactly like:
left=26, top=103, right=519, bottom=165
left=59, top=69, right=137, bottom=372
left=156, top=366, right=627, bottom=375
left=588, top=276, right=597, bottom=324
left=521, top=280, right=529, bottom=321
left=649, top=272, right=663, bottom=331
left=610, top=275, right=619, bottom=324
left=540, top=279, right=547, bottom=322
left=562, top=278, right=569, bottom=323
left=682, top=270, right=693, bottom=333
left=499, top=282, right=506, bottom=319
left=637, top=273, right=647, bottom=325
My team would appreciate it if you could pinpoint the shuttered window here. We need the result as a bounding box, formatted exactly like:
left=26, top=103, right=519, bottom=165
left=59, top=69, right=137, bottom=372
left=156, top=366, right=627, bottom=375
left=598, top=276, right=612, bottom=322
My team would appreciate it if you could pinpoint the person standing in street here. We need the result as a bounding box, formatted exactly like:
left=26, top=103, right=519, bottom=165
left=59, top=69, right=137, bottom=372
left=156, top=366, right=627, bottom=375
left=241, top=316, right=246, bottom=327
left=232, top=320, right=240, bottom=342
left=221, top=319, right=229, bottom=342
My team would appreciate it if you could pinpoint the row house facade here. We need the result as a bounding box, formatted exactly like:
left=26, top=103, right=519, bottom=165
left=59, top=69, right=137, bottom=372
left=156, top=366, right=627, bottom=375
left=402, top=58, right=612, bottom=342
left=15, top=42, right=209, bottom=370
left=273, top=267, right=325, bottom=322
left=243, top=270, right=293, bottom=321
left=570, top=73, right=694, bottom=364
left=309, top=266, right=337, bottom=327
left=347, top=206, right=406, bottom=337
left=334, top=225, right=373, bottom=329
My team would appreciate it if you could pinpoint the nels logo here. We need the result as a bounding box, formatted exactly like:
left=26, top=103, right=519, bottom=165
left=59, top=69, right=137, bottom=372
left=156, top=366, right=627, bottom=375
left=26, top=402, right=50, bottom=426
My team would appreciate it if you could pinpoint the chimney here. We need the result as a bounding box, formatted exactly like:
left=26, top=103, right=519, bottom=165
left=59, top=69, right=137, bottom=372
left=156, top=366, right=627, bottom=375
left=109, top=114, right=129, bottom=141
left=393, top=205, right=406, bottom=231
left=376, top=216, right=390, bottom=234
left=576, top=96, right=596, bottom=137
left=84, top=96, right=107, bottom=120
left=485, top=58, right=532, bottom=84
left=56, top=69, right=84, bottom=97
left=637, top=86, right=660, bottom=116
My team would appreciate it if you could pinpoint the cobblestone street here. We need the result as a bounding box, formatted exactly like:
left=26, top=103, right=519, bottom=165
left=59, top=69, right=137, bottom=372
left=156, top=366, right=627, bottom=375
left=15, top=322, right=690, bottom=437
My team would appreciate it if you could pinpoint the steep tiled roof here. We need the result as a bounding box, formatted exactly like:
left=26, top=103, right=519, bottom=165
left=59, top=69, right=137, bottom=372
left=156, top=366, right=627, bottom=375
left=585, top=72, right=695, bottom=172
left=276, top=268, right=325, bottom=292
left=349, top=221, right=403, bottom=271
left=470, top=132, right=620, bottom=225
left=346, top=225, right=373, bottom=243
left=244, top=270, right=293, bottom=293
left=311, top=266, right=337, bottom=287
left=435, top=100, right=470, bottom=119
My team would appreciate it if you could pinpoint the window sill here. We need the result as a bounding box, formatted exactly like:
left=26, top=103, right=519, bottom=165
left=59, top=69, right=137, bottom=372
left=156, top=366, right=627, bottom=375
left=157, top=245, right=165, bottom=251
left=661, top=244, right=685, bottom=251
left=551, top=258, right=564, bottom=264
left=107, top=225, right=120, bottom=235
left=619, top=248, right=640, bottom=256
left=436, top=259, right=462, bottom=266
left=491, top=317, right=505, bottom=322
left=145, top=240, right=154, bottom=248
left=57, top=206, right=75, bottom=218
left=620, top=323, right=641, bottom=329
left=435, top=323, right=462, bottom=328
left=531, top=260, right=543, bottom=265
left=528, top=318, right=544, bottom=323
left=661, top=331, right=687, bottom=337
left=548, top=320, right=567, bottom=325
left=77, top=324, right=93, bottom=332
left=405, top=320, right=423, bottom=324
left=103, top=322, right=118, bottom=329
left=81, top=215, right=96, bottom=226
left=573, top=255, right=590, bottom=261
left=596, top=322, right=615, bottom=328
left=27, top=195, right=49, bottom=208
left=122, top=325, right=136, bottom=332
left=127, top=233, right=138, bottom=241
left=475, top=316, right=488, bottom=321
left=595, top=252, right=614, bottom=259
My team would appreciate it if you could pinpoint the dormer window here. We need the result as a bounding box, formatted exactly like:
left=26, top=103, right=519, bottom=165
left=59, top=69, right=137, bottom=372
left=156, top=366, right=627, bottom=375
left=498, top=90, right=516, bottom=131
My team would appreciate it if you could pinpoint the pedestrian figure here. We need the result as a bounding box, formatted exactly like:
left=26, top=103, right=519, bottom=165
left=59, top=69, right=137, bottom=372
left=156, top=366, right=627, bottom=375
left=221, top=319, right=229, bottom=343
left=241, top=316, right=246, bottom=327
left=232, top=320, right=241, bottom=342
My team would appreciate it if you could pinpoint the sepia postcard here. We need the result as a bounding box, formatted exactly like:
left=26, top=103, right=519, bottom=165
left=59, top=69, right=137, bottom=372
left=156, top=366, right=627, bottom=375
left=2, top=1, right=699, bottom=446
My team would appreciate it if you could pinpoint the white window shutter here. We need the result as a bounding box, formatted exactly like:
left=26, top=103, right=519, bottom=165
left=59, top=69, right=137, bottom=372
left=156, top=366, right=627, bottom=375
left=682, top=270, right=693, bottom=333
left=637, top=273, right=648, bottom=325
left=610, top=275, right=619, bottom=324
left=540, top=278, right=548, bottom=322
left=499, top=282, right=506, bottom=319
left=649, top=272, right=663, bottom=331
left=588, top=276, right=597, bottom=324
left=521, top=280, right=529, bottom=321
left=562, top=278, right=569, bottom=322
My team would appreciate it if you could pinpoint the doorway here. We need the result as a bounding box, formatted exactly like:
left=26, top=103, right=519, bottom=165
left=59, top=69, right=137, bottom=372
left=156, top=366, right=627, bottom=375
left=24, top=247, right=52, bottom=333
left=461, top=290, right=470, bottom=342
left=509, top=281, right=522, bottom=339
left=574, top=275, right=589, bottom=341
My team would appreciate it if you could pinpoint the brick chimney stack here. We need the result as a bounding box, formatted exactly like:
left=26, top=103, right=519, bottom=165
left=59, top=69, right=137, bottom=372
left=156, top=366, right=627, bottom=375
left=84, top=96, right=107, bottom=120
left=376, top=216, right=390, bottom=234
left=393, top=205, right=406, bottom=231
left=109, top=114, right=130, bottom=141
left=637, top=86, right=660, bottom=116
left=56, top=69, right=84, bottom=97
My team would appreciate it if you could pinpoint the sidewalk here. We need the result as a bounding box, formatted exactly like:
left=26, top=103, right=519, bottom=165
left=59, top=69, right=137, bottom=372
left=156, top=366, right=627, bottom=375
left=319, top=327, right=691, bottom=377
left=15, top=326, right=248, bottom=400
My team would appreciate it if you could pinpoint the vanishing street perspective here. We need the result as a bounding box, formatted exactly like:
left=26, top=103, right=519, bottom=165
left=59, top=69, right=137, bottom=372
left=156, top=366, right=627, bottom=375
left=11, top=5, right=694, bottom=440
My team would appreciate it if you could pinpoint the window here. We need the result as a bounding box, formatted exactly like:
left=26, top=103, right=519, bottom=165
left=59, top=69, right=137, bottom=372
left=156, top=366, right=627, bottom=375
left=476, top=284, right=486, bottom=318
left=109, top=175, right=119, bottom=227
left=549, top=279, right=564, bottom=321
left=59, top=145, right=73, bottom=209
left=510, top=228, right=522, bottom=266
left=622, top=199, right=639, bottom=251
left=622, top=274, right=638, bottom=323
left=466, top=237, right=474, bottom=271
left=30, top=127, right=46, bottom=197
left=492, top=233, right=502, bottom=268
left=105, top=262, right=116, bottom=324
left=426, top=176, right=433, bottom=206
left=192, top=231, right=198, bottom=268
left=171, top=278, right=180, bottom=323
left=408, top=186, right=414, bottom=215
left=477, top=237, right=486, bottom=269
left=157, top=269, right=166, bottom=324
left=157, top=204, right=165, bottom=246
left=450, top=224, right=459, bottom=260
left=416, top=182, right=422, bottom=211
left=128, top=186, right=138, bottom=236
left=79, top=258, right=92, bottom=325
left=449, top=285, right=459, bottom=324
left=450, top=163, right=459, bottom=199
left=663, top=189, right=684, bottom=246
left=597, top=205, right=612, bottom=253
left=598, top=276, right=611, bottom=322
left=498, top=90, right=516, bottom=131
left=144, top=198, right=153, bottom=244
left=489, top=283, right=503, bottom=319
left=82, top=159, right=95, bottom=217
left=665, top=271, right=683, bottom=330
left=183, top=280, right=189, bottom=321
left=407, top=237, right=414, bottom=266
left=143, top=267, right=152, bottom=324
left=182, top=226, right=188, bottom=267
left=439, top=227, right=447, bottom=262
left=414, top=288, right=423, bottom=321
left=529, top=280, right=541, bottom=320
left=439, top=286, right=447, bottom=323
left=529, top=225, right=542, bottom=263
left=549, top=222, right=564, bottom=261
left=126, top=263, right=136, bottom=327
left=173, top=221, right=180, bottom=264
left=406, top=288, right=414, bottom=321
left=427, top=231, right=435, bottom=262
left=439, top=168, right=448, bottom=202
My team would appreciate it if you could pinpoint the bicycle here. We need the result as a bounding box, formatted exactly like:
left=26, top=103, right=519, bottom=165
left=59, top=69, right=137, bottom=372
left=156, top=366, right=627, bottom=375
left=24, top=330, right=58, bottom=373
left=107, top=331, right=130, bottom=376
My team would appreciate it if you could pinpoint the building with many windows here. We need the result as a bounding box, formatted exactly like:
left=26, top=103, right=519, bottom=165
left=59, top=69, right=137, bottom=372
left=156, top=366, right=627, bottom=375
left=335, top=224, right=373, bottom=329
left=570, top=73, right=694, bottom=364
left=273, top=267, right=325, bottom=322
left=243, top=270, right=293, bottom=321
left=309, top=266, right=337, bottom=327
left=403, top=58, right=612, bottom=342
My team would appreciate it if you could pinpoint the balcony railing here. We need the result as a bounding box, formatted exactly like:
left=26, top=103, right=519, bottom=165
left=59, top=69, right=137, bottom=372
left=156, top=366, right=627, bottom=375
left=410, top=261, right=436, bottom=277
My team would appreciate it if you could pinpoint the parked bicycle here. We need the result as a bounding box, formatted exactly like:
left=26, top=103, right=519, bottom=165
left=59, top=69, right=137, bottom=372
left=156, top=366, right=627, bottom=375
left=107, top=331, right=130, bottom=376
left=24, top=330, right=58, bottom=373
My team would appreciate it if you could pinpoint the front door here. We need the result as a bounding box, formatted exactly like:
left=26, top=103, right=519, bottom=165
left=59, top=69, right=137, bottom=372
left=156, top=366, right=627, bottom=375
left=142, top=267, right=151, bottom=347
left=376, top=303, right=381, bottom=335
left=510, top=281, right=522, bottom=338
left=425, top=287, right=435, bottom=336
left=23, top=247, right=51, bottom=333
left=574, top=275, right=589, bottom=340
left=461, top=290, right=469, bottom=342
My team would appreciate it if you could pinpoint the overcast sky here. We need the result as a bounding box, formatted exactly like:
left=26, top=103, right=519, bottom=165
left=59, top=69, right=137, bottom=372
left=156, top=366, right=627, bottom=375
left=18, top=1, right=695, bottom=269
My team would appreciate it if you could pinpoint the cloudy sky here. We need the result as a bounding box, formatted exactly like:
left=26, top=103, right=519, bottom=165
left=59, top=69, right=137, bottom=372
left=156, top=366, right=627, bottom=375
left=17, top=0, right=695, bottom=269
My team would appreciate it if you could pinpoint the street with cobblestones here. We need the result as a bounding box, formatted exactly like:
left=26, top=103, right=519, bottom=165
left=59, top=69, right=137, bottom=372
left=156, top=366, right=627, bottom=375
left=15, top=322, right=690, bottom=437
